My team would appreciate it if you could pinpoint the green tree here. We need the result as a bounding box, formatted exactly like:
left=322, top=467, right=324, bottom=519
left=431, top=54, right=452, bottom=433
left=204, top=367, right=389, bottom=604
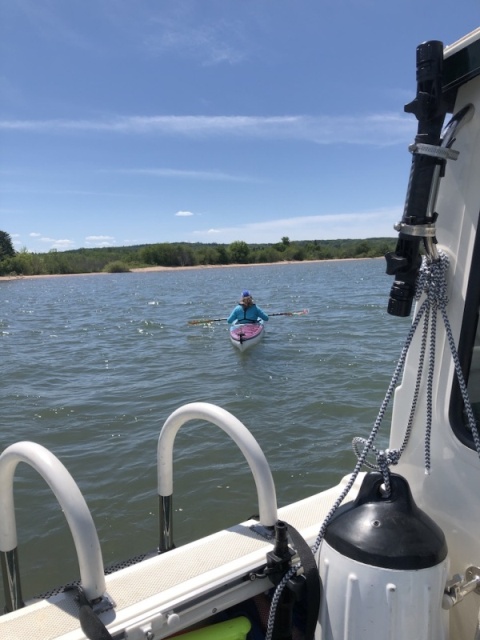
left=228, top=241, right=250, bottom=264
left=175, top=243, right=197, bottom=267
left=103, top=261, right=131, bottom=273
left=140, top=243, right=178, bottom=266
left=257, top=246, right=282, bottom=263
left=43, top=249, right=73, bottom=274
left=0, top=231, right=16, bottom=261
left=216, top=246, right=230, bottom=264
left=352, top=241, right=370, bottom=257
left=197, top=247, right=221, bottom=265
left=285, top=244, right=305, bottom=261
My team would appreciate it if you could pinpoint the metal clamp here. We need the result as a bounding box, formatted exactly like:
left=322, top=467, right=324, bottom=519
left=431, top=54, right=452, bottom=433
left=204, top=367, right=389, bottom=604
left=443, top=566, right=480, bottom=609
left=393, top=222, right=437, bottom=238
left=408, top=142, right=459, bottom=161
left=393, top=221, right=439, bottom=262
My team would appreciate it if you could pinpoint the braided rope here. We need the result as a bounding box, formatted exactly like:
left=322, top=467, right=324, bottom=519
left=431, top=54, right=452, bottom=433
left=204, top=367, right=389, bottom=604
left=309, top=302, right=427, bottom=557
left=265, top=249, right=480, bottom=640
left=400, top=314, right=428, bottom=456
left=264, top=564, right=299, bottom=640
left=425, top=303, right=435, bottom=472
left=423, top=253, right=480, bottom=462
left=265, top=310, right=424, bottom=638
left=311, top=250, right=480, bottom=552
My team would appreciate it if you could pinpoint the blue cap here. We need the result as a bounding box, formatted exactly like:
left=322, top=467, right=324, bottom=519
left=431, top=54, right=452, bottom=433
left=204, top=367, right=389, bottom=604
left=242, top=290, right=250, bottom=297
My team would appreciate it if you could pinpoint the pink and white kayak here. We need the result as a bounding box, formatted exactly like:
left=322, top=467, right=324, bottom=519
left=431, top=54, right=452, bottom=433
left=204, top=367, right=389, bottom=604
left=229, top=321, right=265, bottom=351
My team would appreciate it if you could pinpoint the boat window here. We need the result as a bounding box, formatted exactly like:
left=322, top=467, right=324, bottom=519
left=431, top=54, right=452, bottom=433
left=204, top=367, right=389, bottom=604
left=451, top=220, right=480, bottom=448
left=462, top=320, right=480, bottom=436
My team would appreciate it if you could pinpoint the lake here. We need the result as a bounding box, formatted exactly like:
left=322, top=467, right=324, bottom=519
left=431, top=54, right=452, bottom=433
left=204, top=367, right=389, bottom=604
left=0, top=259, right=411, bottom=602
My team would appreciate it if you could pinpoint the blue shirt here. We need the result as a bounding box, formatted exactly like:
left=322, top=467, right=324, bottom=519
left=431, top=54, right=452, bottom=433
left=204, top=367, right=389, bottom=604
left=227, top=304, right=269, bottom=324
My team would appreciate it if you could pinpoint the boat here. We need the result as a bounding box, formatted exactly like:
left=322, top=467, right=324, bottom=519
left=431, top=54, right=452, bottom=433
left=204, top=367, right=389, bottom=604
left=229, top=321, right=265, bottom=351
left=2, top=26, right=480, bottom=640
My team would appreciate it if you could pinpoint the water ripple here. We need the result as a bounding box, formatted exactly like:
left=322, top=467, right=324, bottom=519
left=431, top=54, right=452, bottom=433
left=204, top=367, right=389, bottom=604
left=0, top=261, right=410, bottom=598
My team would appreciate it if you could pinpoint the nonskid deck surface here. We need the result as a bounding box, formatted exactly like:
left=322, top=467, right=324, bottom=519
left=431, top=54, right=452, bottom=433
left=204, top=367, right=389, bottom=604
left=0, top=475, right=364, bottom=640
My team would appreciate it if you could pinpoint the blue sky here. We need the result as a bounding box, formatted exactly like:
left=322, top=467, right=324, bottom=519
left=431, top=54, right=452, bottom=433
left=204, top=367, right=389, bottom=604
left=0, top=1, right=478, bottom=253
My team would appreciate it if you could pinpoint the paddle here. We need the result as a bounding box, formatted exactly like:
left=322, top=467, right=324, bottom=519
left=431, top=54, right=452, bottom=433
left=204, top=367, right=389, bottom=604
left=188, top=309, right=308, bottom=325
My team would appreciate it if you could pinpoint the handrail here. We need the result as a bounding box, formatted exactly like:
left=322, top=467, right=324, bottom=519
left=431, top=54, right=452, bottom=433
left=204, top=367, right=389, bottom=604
left=157, top=402, right=278, bottom=552
left=0, top=441, right=106, bottom=611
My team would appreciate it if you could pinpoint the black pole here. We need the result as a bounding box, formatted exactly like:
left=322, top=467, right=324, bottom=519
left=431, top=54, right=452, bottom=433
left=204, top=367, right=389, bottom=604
left=266, top=521, right=296, bottom=640
left=385, top=40, right=447, bottom=317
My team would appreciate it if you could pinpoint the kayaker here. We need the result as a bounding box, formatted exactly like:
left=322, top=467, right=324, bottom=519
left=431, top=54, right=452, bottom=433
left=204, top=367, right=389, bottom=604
left=227, top=290, right=269, bottom=324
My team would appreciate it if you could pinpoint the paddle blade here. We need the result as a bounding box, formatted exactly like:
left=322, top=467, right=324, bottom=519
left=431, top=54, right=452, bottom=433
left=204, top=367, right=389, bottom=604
left=293, top=308, right=309, bottom=315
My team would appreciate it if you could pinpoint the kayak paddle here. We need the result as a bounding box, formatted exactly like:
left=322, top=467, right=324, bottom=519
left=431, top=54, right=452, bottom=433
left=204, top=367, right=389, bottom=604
left=188, top=309, right=308, bottom=325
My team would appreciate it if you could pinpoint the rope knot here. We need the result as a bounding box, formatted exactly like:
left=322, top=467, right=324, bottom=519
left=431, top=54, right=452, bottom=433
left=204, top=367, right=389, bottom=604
left=416, top=251, right=449, bottom=309
left=351, top=439, right=399, bottom=471
left=351, top=439, right=397, bottom=497
left=384, top=448, right=400, bottom=465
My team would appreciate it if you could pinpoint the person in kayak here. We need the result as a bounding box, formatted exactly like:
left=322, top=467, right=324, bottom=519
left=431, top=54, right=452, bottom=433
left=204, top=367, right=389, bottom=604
left=227, top=290, right=269, bottom=324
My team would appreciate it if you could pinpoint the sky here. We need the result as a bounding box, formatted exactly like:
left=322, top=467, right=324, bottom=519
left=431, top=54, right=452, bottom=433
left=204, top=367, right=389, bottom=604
left=0, top=2, right=479, bottom=253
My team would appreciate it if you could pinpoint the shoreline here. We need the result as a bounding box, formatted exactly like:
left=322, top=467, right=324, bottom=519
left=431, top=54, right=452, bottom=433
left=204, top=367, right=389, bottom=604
left=0, top=257, right=380, bottom=282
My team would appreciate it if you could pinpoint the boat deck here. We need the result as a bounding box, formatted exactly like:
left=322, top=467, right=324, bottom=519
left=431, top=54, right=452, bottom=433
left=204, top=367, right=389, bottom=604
left=0, top=474, right=364, bottom=640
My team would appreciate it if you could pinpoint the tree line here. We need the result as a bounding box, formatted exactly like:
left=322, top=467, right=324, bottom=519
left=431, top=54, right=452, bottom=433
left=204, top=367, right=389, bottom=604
left=0, top=231, right=397, bottom=277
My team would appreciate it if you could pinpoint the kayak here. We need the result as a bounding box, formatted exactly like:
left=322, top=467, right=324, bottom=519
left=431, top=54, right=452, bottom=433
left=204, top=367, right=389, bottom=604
left=229, top=322, right=265, bottom=351
left=229, top=321, right=265, bottom=351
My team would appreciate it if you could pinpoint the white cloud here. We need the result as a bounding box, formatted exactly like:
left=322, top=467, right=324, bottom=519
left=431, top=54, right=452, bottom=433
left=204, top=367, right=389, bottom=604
left=85, top=235, right=116, bottom=248
left=49, top=238, right=75, bottom=249
left=175, top=211, right=194, bottom=217
left=26, top=236, right=75, bottom=250
left=85, top=235, right=115, bottom=242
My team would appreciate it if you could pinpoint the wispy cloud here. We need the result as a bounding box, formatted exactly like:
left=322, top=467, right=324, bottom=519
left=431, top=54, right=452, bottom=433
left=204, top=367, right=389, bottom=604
left=144, top=11, right=249, bottom=66
left=13, top=2, right=252, bottom=66
left=191, top=207, right=403, bottom=243
left=175, top=211, right=194, bottom=217
left=111, top=167, right=260, bottom=182
left=14, top=0, right=100, bottom=52
left=147, top=24, right=246, bottom=66
left=0, top=113, right=415, bottom=146
left=1, top=186, right=137, bottom=197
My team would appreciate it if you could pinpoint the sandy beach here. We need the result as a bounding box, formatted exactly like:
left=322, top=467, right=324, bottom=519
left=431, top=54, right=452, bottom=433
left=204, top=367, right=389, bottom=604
left=0, top=258, right=373, bottom=282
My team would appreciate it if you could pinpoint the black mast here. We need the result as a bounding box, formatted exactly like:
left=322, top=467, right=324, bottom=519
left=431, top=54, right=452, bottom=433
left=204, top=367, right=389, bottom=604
left=385, top=40, right=447, bottom=317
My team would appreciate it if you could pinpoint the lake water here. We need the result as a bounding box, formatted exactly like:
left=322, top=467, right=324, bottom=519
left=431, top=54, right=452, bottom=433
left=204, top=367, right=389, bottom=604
left=0, top=259, right=411, bottom=602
